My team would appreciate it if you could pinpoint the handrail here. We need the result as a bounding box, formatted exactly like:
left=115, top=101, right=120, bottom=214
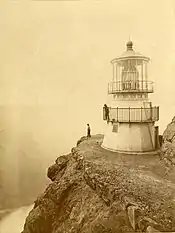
left=108, top=81, right=154, bottom=94
left=103, top=106, right=159, bottom=123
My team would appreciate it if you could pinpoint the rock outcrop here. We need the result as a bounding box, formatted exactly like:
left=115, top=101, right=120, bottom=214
left=22, top=133, right=175, bottom=233
left=161, top=116, right=175, bottom=169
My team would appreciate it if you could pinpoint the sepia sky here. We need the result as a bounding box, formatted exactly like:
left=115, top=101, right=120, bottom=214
left=0, top=0, right=175, bottom=148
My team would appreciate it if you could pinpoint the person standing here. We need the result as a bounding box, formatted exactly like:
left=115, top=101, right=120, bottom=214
left=104, top=104, right=110, bottom=122
left=87, top=124, right=91, bottom=138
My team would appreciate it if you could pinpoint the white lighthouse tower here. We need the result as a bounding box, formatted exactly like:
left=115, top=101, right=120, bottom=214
left=102, top=41, right=160, bottom=154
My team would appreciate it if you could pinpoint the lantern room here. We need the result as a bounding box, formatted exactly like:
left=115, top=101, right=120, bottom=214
left=108, top=41, right=153, bottom=94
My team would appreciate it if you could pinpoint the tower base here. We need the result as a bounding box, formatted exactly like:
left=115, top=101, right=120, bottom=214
left=101, top=144, right=160, bottom=155
left=102, top=122, right=159, bottom=154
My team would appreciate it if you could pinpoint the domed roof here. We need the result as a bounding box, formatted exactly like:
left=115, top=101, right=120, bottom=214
left=111, top=41, right=150, bottom=64
left=126, top=41, right=133, bottom=50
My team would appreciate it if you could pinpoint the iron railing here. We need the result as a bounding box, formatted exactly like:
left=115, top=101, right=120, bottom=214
left=103, top=106, right=159, bottom=123
left=108, top=81, right=154, bottom=94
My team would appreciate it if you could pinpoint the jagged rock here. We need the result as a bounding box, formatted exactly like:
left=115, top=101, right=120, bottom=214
left=138, top=216, right=161, bottom=232
left=163, top=117, right=175, bottom=142
left=47, top=154, right=69, bottom=181
left=161, top=116, right=175, bottom=169
left=22, top=133, right=175, bottom=233
left=76, top=136, right=87, bottom=146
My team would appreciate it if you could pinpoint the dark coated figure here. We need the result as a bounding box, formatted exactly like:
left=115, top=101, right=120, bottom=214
left=87, top=124, right=91, bottom=138
left=104, top=104, right=110, bottom=122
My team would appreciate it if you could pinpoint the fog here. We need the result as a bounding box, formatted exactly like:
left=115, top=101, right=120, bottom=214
left=0, top=0, right=175, bottom=210
left=0, top=205, right=33, bottom=233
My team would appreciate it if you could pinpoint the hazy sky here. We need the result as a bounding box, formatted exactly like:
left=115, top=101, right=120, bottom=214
left=0, top=0, right=175, bottom=149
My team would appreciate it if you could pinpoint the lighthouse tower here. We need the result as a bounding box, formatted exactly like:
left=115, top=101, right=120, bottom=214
left=102, top=41, right=159, bottom=154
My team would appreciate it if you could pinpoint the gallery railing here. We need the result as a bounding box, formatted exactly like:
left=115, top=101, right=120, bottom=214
left=103, top=106, right=159, bottom=123
left=108, top=81, right=154, bottom=94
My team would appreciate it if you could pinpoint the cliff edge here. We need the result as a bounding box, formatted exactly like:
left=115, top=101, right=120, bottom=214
left=22, top=126, right=175, bottom=233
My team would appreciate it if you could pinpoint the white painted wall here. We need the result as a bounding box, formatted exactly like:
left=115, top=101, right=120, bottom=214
left=102, top=122, right=156, bottom=152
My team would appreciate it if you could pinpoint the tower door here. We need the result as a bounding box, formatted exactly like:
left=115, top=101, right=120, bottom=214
left=155, top=126, right=159, bottom=149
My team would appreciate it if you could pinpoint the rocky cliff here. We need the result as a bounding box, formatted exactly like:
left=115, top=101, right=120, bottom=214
left=22, top=127, right=175, bottom=233
left=161, top=116, right=175, bottom=168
